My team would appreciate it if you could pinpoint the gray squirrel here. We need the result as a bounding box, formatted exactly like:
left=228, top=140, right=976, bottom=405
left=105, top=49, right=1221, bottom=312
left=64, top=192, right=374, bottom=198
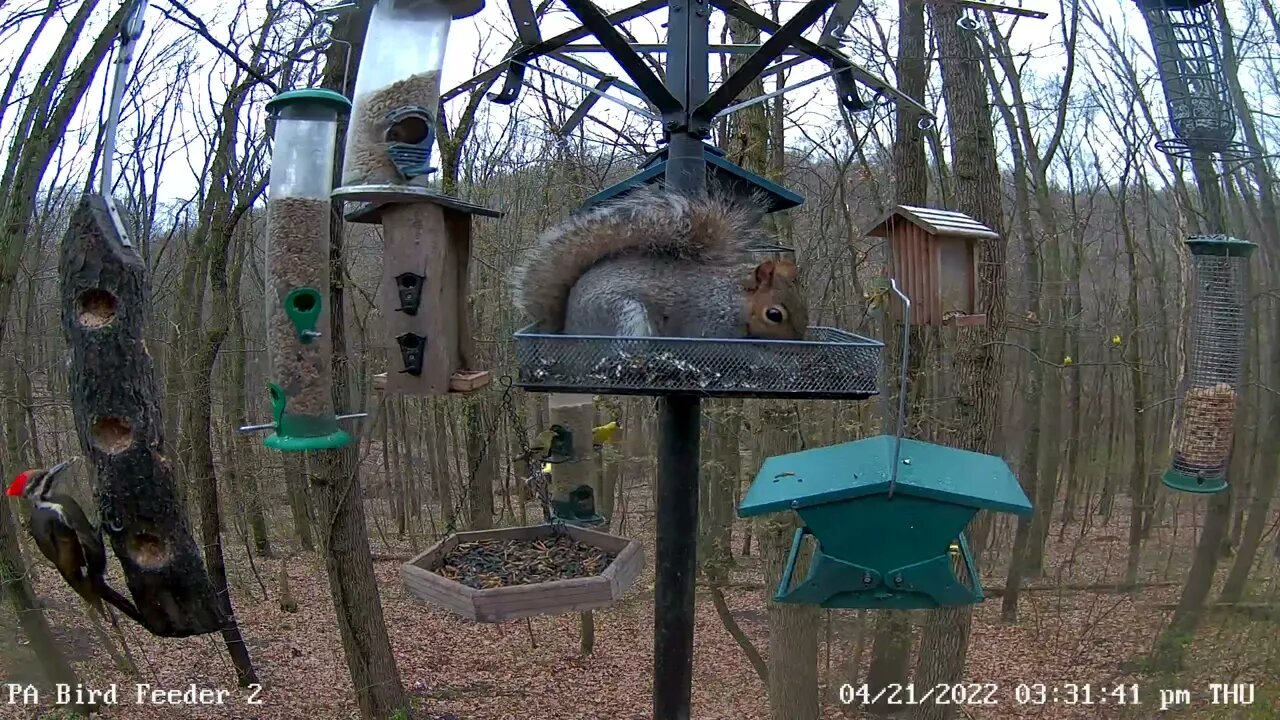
left=510, top=185, right=809, bottom=339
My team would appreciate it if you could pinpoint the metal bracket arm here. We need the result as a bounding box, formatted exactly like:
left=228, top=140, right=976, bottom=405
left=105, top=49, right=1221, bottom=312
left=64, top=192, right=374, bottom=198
left=693, top=0, right=840, bottom=122
left=710, top=0, right=934, bottom=118
left=558, top=0, right=683, bottom=116
left=520, top=61, right=659, bottom=119
left=819, top=0, right=865, bottom=46
left=508, top=0, right=543, bottom=43
left=442, top=0, right=667, bottom=102
left=559, top=76, right=618, bottom=135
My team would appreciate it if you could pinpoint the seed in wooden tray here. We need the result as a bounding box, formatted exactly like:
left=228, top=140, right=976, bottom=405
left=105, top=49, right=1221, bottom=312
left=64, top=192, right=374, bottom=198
left=435, top=535, right=618, bottom=590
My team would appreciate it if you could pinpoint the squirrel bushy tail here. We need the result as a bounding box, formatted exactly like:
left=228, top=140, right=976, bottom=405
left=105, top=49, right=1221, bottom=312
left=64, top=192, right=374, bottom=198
left=510, top=184, right=772, bottom=331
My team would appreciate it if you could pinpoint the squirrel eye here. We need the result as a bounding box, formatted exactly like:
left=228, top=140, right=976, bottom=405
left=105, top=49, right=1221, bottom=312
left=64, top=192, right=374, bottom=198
left=765, top=307, right=785, bottom=323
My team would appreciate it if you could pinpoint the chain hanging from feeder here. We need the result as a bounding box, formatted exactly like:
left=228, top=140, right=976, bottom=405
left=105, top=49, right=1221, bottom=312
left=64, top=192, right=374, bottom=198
left=1163, top=235, right=1256, bottom=493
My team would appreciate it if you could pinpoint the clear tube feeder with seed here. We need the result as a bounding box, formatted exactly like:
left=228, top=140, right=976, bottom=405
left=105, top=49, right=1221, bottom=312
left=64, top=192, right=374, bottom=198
left=338, top=0, right=485, bottom=192
left=262, top=89, right=354, bottom=451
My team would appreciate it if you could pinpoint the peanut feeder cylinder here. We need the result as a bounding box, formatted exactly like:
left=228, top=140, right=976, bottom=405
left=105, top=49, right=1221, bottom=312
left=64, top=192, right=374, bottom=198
left=1163, top=235, right=1255, bottom=493
left=333, top=0, right=499, bottom=397
left=262, top=89, right=354, bottom=451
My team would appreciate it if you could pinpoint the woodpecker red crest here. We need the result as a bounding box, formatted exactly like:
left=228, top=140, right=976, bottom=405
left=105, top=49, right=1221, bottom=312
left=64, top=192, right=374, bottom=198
left=6, top=471, right=30, bottom=497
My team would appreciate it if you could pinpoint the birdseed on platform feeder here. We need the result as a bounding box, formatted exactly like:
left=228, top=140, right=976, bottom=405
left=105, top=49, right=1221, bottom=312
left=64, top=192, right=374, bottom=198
left=435, top=535, right=617, bottom=590
left=266, top=197, right=336, bottom=420
left=343, top=70, right=442, bottom=187
left=1174, top=383, right=1237, bottom=470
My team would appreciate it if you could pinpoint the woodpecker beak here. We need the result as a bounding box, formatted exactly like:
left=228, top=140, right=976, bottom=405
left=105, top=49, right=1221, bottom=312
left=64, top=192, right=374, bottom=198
left=5, top=472, right=29, bottom=497
left=46, top=459, right=75, bottom=480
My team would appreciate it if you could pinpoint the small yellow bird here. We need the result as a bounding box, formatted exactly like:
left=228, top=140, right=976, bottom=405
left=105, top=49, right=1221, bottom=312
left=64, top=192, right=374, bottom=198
left=1111, top=335, right=1122, bottom=346
left=593, top=421, right=620, bottom=446
left=1062, top=356, right=1074, bottom=366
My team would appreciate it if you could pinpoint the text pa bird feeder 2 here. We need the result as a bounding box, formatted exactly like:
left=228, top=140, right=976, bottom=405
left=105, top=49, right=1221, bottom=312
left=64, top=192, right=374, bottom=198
left=738, top=436, right=1032, bottom=609
left=333, top=0, right=500, bottom=396
left=1132, top=0, right=1241, bottom=157
left=401, top=524, right=643, bottom=623
left=863, top=205, right=995, bottom=327
left=1163, top=235, right=1255, bottom=494
left=260, top=89, right=354, bottom=451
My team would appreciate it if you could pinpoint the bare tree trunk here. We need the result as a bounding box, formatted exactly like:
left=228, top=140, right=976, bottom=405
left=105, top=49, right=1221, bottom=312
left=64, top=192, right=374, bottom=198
left=911, top=4, right=1010, bottom=718
left=312, top=8, right=409, bottom=716
left=758, top=405, right=818, bottom=720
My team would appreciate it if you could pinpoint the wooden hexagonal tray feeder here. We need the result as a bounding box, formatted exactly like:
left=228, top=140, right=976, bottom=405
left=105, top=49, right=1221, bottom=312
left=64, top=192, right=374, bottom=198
left=401, top=523, right=644, bottom=623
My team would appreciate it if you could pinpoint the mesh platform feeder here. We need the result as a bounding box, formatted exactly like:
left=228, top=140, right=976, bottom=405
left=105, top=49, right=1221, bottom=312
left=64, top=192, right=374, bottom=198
left=57, top=0, right=226, bottom=636
left=432, top=0, right=934, bottom=713
left=1132, top=0, right=1247, bottom=159
left=242, top=89, right=364, bottom=451
left=332, top=0, right=500, bottom=397
left=1163, top=235, right=1255, bottom=493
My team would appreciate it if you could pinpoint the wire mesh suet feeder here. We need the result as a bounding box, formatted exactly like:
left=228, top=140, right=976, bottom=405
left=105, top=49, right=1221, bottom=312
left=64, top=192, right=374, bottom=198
left=1163, top=235, right=1255, bottom=493
left=261, top=89, right=354, bottom=451
left=341, top=0, right=482, bottom=188
left=1132, top=0, right=1240, bottom=156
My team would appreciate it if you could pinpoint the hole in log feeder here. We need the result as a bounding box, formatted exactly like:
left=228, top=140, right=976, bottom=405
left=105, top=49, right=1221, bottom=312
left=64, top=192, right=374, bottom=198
left=91, top=417, right=134, bottom=454
left=77, top=289, right=118, bottom=329
left=127, top=532, right=170, bottom=569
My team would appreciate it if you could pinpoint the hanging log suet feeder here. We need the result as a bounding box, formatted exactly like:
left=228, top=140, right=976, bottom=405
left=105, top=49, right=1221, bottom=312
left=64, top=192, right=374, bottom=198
left=259, top=88, right=357, bottom=451
left=738, top=435, right=1032, bottom=609
left=333, top=0, right=500, bottom=396
left=1163, top=235, right=1255, bottom=494
left=863, top=205, right=995, bottom=327
left=59, top=196, right=227, bottom=637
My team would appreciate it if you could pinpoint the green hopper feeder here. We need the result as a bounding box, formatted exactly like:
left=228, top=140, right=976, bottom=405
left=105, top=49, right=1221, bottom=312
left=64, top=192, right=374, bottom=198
left=738, top=435, right=1032, bottom=610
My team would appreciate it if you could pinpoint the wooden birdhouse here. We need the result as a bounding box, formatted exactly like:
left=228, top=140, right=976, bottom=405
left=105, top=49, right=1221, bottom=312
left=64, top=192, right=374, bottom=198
left=862, top=205, right=997, bottom=327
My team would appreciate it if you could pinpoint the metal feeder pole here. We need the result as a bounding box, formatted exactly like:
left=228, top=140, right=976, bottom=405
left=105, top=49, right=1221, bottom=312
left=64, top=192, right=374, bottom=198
left=653, top=0, right=708, bottom=717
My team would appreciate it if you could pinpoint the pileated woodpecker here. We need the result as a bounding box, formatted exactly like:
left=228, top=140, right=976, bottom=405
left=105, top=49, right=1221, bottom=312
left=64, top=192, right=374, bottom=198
left=6, top=459, right=144, bottom=625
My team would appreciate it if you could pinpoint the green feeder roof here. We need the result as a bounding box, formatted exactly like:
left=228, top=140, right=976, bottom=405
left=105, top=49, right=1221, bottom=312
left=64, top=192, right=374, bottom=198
left=266, top=88, right=352, bottom=116
left=582, top=142, right=804, bottom=214
left=738, top=435, right=1033, bottom=518
left=1185, top=234, right=1256, bottom=258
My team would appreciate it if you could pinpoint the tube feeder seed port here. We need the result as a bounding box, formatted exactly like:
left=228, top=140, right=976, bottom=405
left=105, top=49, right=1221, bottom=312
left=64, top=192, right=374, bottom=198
left=262, top=88, right=355, bottom=452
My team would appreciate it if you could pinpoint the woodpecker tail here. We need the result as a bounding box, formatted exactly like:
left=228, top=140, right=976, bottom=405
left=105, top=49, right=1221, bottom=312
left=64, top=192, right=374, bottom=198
left=97, top=582, right=145, bottom=626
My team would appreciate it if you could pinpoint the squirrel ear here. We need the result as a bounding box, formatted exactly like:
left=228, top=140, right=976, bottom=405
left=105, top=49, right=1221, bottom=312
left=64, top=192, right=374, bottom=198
left=744, top=261, right=776, bottom=292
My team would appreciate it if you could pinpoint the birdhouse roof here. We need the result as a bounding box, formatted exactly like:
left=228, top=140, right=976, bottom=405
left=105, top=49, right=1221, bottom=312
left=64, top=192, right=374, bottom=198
left=862, top=205, right=999, bottom=240
left=738, top=435, right=1032, bottom=517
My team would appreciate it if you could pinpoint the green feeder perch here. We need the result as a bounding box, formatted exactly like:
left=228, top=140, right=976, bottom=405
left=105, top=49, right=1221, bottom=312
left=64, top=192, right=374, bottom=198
left=738, top=435, right=1032, bottom=610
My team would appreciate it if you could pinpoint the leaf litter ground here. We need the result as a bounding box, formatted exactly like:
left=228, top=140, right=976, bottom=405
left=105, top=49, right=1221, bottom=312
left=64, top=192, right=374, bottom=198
left=1, top=477, right=1275, bottom=719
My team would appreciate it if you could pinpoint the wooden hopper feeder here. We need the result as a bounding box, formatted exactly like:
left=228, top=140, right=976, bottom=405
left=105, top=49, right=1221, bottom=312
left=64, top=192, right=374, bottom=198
left=863, top=205, right=997, bottom=327
left=332, top=0, right=497, bottom=396
left=401, top=524, right=644, bottom=622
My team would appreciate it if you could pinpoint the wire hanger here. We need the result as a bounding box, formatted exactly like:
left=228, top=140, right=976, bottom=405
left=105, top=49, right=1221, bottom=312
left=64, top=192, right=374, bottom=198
left=100, top=0, right=150, bottom=248
left=887, top=278, right=911, bottom=500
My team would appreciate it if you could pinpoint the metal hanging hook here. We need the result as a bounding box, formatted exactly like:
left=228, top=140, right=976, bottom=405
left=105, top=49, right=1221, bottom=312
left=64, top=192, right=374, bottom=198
left=887, top=278, right=911, bottom=501
left=100, top=0, right=151, bottom=248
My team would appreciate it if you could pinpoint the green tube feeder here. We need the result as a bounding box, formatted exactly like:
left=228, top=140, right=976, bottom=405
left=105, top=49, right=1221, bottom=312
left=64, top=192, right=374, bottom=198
left=262, top=87, right=354, bottom=452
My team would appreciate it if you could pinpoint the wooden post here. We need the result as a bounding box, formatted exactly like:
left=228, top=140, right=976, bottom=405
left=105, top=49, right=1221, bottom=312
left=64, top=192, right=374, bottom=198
left=59, top=195, right=227, bottom=637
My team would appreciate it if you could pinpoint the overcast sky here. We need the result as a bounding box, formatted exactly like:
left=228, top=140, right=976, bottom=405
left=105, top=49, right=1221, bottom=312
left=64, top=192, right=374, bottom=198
left=1, top=0, right=1268, bottom=209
